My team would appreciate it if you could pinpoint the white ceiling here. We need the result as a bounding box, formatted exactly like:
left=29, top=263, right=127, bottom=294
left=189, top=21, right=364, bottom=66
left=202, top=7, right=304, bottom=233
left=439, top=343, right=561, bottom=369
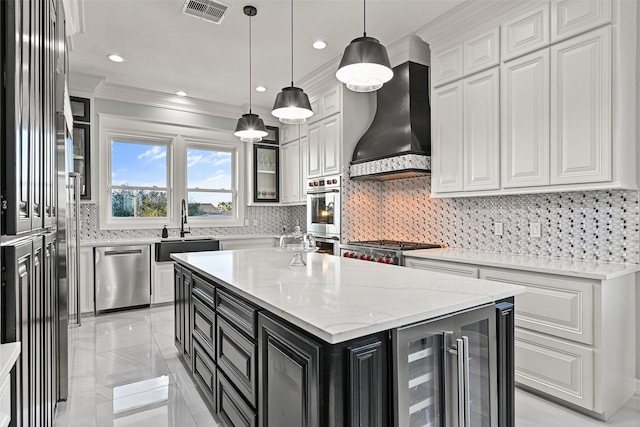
left=69, top=0, right=464, bottom=110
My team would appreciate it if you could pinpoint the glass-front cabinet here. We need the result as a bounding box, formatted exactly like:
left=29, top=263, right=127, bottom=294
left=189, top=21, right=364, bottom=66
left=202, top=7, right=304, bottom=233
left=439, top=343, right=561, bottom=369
left=393, top=304, right=498, bottom=427
left=253, top=143, right=279, bottom=203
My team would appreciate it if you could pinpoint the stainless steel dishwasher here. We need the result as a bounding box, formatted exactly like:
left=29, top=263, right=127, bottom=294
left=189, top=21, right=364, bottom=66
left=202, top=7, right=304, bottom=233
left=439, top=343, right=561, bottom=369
left=94, top=245, right=151, bottom=313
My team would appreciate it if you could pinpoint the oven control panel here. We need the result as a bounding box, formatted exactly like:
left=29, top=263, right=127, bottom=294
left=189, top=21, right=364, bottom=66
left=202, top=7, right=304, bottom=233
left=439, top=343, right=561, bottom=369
left=307, top=175, right=341, bottom=190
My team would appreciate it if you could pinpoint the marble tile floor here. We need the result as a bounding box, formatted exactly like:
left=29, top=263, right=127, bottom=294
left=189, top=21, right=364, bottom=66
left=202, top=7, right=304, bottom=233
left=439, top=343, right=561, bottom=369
left=54, top=305, right=640, bottom=426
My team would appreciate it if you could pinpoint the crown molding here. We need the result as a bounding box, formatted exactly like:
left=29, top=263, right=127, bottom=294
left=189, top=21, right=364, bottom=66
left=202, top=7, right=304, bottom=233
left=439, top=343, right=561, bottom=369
left=387, top=34, right=431, bottom=67
left=69, top=72, right=105, bottom=94
left=416, top=0, right=539, bottom=50
left=79, top=78, right=243, bottom=119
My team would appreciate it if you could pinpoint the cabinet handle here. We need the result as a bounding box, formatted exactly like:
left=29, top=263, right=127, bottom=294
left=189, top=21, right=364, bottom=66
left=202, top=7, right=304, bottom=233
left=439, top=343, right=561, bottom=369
left=456, top=336, right=471, bottom=427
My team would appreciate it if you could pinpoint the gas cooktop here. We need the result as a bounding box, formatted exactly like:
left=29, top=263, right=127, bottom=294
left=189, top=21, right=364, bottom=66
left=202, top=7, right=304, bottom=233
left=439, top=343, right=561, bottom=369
left=346, top=240, right=441, bottom=251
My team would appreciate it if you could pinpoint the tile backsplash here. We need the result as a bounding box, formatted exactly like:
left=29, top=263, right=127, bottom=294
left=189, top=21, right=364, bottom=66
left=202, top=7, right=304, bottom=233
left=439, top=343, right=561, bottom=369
left=79, top=203, right=306, bottom=241
left=343, top=173, right=640, bottom=264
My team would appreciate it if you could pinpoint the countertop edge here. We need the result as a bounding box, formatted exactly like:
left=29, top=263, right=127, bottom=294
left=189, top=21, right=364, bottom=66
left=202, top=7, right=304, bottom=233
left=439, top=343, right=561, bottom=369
left=404, top=249, right=640, bottom=280
left=0, top=343, right=21, bottom=380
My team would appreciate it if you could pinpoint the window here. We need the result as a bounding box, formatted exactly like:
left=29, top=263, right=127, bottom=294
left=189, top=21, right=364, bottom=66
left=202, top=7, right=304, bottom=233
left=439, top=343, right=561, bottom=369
left=99, top=116, right=245, bottom=230
left=110, top=137, right=170, bottom=218
left=186, top=146, right=235, bottom=218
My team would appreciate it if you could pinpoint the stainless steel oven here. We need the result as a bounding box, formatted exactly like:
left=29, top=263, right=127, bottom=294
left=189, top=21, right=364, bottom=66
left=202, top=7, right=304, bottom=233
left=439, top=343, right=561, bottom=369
left=313, top=235, right=340, bottom=255
left=306, top=175, right=341, bottom=238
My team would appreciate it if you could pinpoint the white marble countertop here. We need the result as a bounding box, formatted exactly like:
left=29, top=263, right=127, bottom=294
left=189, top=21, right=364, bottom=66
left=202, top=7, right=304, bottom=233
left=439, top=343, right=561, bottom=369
left=172, top=249, right=524, bottom=344
left=403, top=248, right=640, bottom=280
left=0, top=343, right=20, bottom=380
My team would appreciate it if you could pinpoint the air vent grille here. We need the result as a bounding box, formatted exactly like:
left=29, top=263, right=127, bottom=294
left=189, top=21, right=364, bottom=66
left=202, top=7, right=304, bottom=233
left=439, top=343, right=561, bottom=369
left=182, top=0, right=229, bottom=24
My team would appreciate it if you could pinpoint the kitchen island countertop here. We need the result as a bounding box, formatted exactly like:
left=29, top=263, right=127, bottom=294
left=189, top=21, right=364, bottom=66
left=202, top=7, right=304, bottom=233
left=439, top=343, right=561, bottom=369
left=172, top=249, right=524, bottom=344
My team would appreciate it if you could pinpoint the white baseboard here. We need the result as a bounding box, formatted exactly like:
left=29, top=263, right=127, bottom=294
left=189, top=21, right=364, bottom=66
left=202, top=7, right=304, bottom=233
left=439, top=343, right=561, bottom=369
left=635, top=379, right=640, bottom=396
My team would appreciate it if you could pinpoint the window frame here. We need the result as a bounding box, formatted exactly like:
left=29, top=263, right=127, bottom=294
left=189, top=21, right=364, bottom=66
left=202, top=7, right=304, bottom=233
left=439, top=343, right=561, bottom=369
left=98, top=115, right=245, bottom=230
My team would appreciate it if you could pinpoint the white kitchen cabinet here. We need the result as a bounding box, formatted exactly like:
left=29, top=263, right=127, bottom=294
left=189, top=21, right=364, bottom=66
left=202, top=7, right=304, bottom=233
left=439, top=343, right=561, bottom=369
left=433, top=45, right=464, bottom=87
left=501, top=49, right=550, bottom=188
left=280, top=124, right=299, bottom=144
left=152, top=261, right=174, bottom=305
left=432, top=67, right=499, bottom=193
left=432, top=82, right=464, bottom=193
left=551, top=0, right=612, bottom=43
left=463, top=28, right=500, bottom=76
left=307, top=83, right=341, bottom=124
left=280, top=139, right=301, bottom=204
left=550, top=26, right=611, bottom=185
left=479, top=267, right=634, bottom=419
left=424, top=0, right=635, bottom=198
left=403, top=251, right=635, bottom=419
left=463, top=67, right=500, bottom=191
left=501, top=3, right=550, bottom=61
left=307, top=115, right=341, bottom=178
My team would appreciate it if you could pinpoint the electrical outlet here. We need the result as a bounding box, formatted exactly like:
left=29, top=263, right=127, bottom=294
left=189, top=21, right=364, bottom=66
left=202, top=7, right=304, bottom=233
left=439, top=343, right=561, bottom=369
left=529, top=222, right=541, bottom=238
left=494, top=222, right=503, bottom=236
left=253, top=219, right=258, bottom=227
left=244, top=218, right=249, bottom=226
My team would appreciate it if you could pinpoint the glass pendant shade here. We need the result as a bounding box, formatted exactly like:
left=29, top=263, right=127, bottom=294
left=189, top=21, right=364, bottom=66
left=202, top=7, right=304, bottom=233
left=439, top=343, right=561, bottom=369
left=336, top=36, right=393, bottom=92
left=234, top=113, right=268, bottom=142
left=271, top=86, right=313, bottom=124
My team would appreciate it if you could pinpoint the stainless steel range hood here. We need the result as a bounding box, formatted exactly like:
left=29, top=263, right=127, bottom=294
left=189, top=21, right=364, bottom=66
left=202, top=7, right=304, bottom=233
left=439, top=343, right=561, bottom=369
left=349, top=61, right=431, bottom=181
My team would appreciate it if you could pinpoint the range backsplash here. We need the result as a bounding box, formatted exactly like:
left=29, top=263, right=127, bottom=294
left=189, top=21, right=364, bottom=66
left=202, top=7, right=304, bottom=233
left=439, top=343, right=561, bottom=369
left=79, top=203, right=307, bottom=241
left=343, top=172, right=640, bottom=264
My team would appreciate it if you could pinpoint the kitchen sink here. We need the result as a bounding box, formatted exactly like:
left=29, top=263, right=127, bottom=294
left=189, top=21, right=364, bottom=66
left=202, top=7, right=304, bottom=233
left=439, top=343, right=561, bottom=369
left=155, top=238, right=220, bottom=262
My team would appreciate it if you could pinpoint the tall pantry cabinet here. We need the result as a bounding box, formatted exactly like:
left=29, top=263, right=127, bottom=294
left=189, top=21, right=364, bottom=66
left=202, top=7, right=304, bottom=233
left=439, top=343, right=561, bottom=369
left=1, top=0, right=67, bottom=425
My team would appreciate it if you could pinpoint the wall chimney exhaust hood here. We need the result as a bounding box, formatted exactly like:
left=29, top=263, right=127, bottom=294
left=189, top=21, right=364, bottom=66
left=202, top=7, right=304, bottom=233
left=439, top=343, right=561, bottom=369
left=349, top=61, right=431, bottom=181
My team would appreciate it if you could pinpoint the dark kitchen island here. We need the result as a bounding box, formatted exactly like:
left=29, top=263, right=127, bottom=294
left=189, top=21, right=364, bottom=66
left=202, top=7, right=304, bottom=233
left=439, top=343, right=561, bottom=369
left=172, top=249, right=523, bottom=427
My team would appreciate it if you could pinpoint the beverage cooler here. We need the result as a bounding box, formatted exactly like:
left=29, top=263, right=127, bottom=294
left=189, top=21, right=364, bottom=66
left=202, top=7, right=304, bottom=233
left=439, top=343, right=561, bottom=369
left=393, top=302, right=514, bottom=427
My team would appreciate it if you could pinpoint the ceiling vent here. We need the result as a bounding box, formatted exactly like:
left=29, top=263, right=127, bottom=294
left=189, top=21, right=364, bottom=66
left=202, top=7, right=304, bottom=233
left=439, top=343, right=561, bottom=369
left=181, top=0, right=229, bottom=24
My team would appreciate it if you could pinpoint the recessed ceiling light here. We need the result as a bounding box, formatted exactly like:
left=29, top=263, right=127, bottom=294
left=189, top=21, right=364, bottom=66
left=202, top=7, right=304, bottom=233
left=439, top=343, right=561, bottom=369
left=107, top=54, right=124, bottom=63
left=176, top=91, right=188, bottom=97
left=313, top=40, right=327, bottom=50
left=255, top=86, right=267, bottom=92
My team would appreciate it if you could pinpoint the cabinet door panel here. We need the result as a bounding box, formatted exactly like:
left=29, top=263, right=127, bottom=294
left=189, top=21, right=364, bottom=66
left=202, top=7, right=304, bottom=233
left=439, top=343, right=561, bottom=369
left=217, top=372, right=257, bottom=427
left=501, top=50, right=550, bottom=188
left=551, top=0, right=612, bottom=43
left=322, top=115, right=341, bottom=176
left=258, top=313, right=320, bottom=427
left=432, top=82, right=464, bottom=193
left=463, top=68, right=500, bottom=191
left=464, top=28, right=500, bottom=75
left=321, top=85, right=340, bottom=118
left=299, top=136, right=308, bottom=203
left=307, top=123, right=321, bottom=178
left=515, top=329, right=593, bottom=409
left=217, top=317, right=257, bottom=406
left=550, top=27, right=611, bottom=185
left=502, top=3, right=550, bottom=61
left=432, top=45, right=463, bottom=86
left=192, top=340, right=216, bottom=406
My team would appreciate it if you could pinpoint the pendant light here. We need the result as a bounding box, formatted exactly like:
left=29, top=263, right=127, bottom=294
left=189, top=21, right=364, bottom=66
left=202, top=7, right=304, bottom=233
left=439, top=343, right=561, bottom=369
left=271, top=0, right=313, bottom=124
left=336, top=0, right=393, bottom=92
left=234, top=5, right=268, bottom=143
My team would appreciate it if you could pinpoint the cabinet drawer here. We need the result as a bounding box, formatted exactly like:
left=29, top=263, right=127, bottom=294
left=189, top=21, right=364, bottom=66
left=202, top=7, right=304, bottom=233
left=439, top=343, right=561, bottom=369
left=515, top=329, right=593, bottom=410
left=192, top=274, right=215, bottom=306
left=193, top=296, right=215, bottom=352
left=216, top=288, right=258, bottom=339
left=217, top=316, right=257, bottom=406
left=217, top=371, right=257, bottom=427
left=404, top=257, right=479, bottom=278
left=479, top=268, right=593, bottom=344
left=192, top=340, right=216, bottom=406
left=551, top=0, right=612, bottom=43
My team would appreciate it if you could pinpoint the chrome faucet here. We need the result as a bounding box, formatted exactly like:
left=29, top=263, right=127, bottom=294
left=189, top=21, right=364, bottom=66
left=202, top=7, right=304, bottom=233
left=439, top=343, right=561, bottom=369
left=180, top=199, right=190, bottom=238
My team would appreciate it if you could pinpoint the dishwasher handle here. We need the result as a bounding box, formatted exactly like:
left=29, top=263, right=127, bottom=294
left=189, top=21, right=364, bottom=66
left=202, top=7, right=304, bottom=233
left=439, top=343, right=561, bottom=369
left=104, top=249, right=144, bottom=256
